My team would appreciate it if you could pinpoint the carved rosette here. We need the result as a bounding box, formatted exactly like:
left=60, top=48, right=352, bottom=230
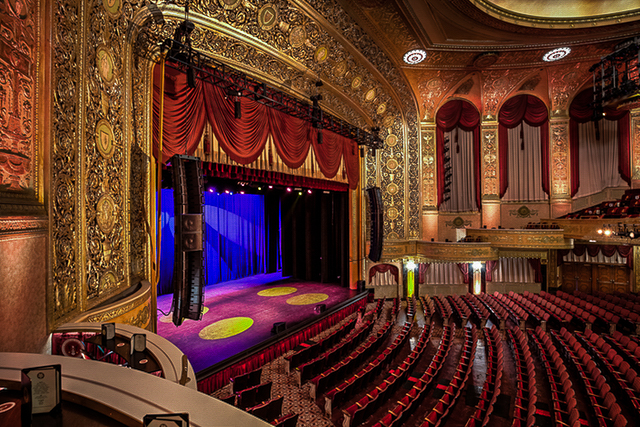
left=481, top=125, right=498, bottom=196
left=632, top=110, right=640, bottom=181
left=550, top=119, right=570, bottom=197
left=421, top=126, right=437, bottom=207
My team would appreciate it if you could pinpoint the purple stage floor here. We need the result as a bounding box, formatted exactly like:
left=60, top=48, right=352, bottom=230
left=156, top=273, right=357, bottom=373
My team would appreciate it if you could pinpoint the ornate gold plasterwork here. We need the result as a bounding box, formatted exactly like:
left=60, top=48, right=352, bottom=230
left=550, top=119, right=570, bottom=197
left=0, top=216, right=48, bottom=232
left=481, top=69, right=530, bottom=118
left=548, top=63, right=590, bottom=115
left=634, top=246, right=640, bottom=293
left=481, top=124, right=498, bottom=196
left=421, top=127, right=437, bottom=207
left=632, top=109, right=640, bottom=181
left=498, top=250, right=548, bottom=261
left=466, top=229, right=572, bottom=249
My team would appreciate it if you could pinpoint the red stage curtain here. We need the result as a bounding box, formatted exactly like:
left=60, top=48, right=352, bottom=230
left=498, top=95, right=549, bottom=197
left=267, top=109, right=311, bottom=169
left=153, top=63, right=360, bottom=189
left=436, top=100, right=481, bottom=208
left=569, top=89, right=630, bottom=196
left=152, top=65, right=208, bottom=163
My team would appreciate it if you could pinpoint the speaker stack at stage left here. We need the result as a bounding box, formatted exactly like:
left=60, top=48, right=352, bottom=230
left=171, top=155, right=205, bottom=326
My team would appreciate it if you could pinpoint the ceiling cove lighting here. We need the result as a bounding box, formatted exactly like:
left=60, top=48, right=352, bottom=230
left=543, top=47, right=571, bottom=62
left=403, top=49, right=427, bottom=65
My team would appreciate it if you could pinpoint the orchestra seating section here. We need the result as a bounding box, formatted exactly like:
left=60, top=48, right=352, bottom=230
left=207, top=291, right=640, bottom=427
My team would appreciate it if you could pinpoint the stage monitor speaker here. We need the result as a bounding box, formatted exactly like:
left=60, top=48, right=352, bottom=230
left=366, top=187, right=383, bottom=262
left=357, top=280, right=365, bottom=292
left=171, top=155, right=205, bottom=327
left=271, top=322, right=286, bottom=335
left=314, top=304, right=326, bottom=314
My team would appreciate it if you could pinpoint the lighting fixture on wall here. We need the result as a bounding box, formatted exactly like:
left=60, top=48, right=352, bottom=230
left=597, top=224, right=640, bottom=239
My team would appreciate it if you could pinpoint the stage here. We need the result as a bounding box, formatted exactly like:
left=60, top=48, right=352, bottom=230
left=156, top=272, right=357, bottom=373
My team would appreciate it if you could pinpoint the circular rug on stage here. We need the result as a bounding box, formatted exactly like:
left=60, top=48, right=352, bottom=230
left=199, top=317, right=254, bottom=340
left=159, top=306, right=209, bottom=323
left=257, top=287, right=297, bottom=297
left=286, top=293, right=329, bottom=305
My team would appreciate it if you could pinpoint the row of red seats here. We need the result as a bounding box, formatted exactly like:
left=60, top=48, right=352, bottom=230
left=522, top=290, right=572, bottom=325
left=574, top=290, right=638, bottom=327
left=284, top=316, right=357, bottom=374
left=391, top=297, right=400, bottom=318
left=554, top=291, right=611, bottom=327
left=461, top=293, right=490, bottom=326
left=551, top=327, right=626, bottom=427
left=465, top=325, right=502, bottom=427
left=609, top=330, right=640, bottom=366
left=508, top=326, right=537, bottom=427
left=344, top=322, right=441, bottom=427
left=491, top=291, right=528, bottom=326
left=421, top=296, right=435, bottom=321
left=528, top=326, right=581, bottom=427
left=407, top=296, right=417, bottom=318
left=476, top=293, right=508, bottom=326
left=323, top=320, right=401, bottom=417
left=507, top=291, right=550, bottom=325
left=295, top=317, right=375, bottom=385
left=447, top=294, right=472, bottom=322
left=432, top=295, right=453, bottom=319
left=596, top=290, right=640, bottom=313
left=578, top=328, right=640, bottom=414
left=539, top=290, right=596, bottom=328
left=613, top=290, right=640, bottom=305
left=420, top=326, right=477, bottom=427
left=310, top=318, right=394, bottom=399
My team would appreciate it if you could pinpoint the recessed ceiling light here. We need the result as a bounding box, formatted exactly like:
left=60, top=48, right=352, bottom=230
left=543, top=47, right=571, bottom=62
left=403, top=49, right=427, bottom=65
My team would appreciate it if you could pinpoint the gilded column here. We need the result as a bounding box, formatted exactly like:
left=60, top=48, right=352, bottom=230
left=481, top=120, right=500, bottom=228
left=549, top=115, right=572, bottom=218
left=631, top=108, right=640, bottom=189
left=421, top=122, right=438, bottom=240
left=634, top=246, right=640, bottom=293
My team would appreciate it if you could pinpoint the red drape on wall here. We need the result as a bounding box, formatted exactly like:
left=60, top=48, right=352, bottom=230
left=558, top=244, right=632, bottom=265
left=418, top=263, right=430, bottom=284
left=527, top=258, right=543, bottom=283
left=485, top=260, right=498, bottom=282
left=569, top=88, right=630, bottom=197
left=456, top=263, right=470, bottom=284
left=498, top=95, right=549, bottom=197
left=152, top=63, right=360, bottom=189
left=436, top=100, right=481, bottom=209
left=369, top=264, right=399, bottom=283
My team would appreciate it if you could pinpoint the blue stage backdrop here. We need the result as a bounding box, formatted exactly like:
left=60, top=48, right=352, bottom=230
left=158, top=188, right=274, bottom=296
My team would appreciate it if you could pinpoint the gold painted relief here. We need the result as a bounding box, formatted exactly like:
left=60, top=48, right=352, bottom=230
left=95, top=119, right=115, bottom=159
left=481, top=125, right=498, bottom=196
left=314, top=46, right=328, bottom=63
left=550, top=119, right=570, bottom=197
left=96, top=47, right=115, bottom=84
left=102, top=0, right=121, bottom=17
left=421, top=128, right=437, bottom=207
left=631, top=110, right=640, bottom=180
left=548, top=64, right=590, bottom=115
left=0, top=0, right=38, bottom=200
left=258, top=4, right=279, bottom=31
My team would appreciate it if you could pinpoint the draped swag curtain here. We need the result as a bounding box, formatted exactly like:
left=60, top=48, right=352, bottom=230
left=498, top=95, right=549, bottom=200
left=569, top=89, right=630, bottom=197
left=436, top=100, right=481, bottom=211
left=559, top=244, right=632, bottom=266
left=419, top=263, right=465, bottom=285
left=152, top=63, right=360, bottom=189
left=158, top=189, right=270, bottom=295
left=369, top=264, right=399, bottom=284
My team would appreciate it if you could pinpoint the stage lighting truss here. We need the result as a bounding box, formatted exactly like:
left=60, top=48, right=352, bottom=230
left=590, top=37, right=640, bottom=114
left=137, top=18, right=382, bottom=151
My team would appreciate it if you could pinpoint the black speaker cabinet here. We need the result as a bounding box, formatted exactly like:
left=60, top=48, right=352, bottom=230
left=366, top=187, right=383, bottom=262
left=271, top=322, right=286, bottom=335
left=314, top=304, right=326, bottom=314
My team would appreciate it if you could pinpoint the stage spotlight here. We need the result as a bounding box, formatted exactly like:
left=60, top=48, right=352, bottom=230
left=286, top=187, right=292, bottom=192
left=298, top=191, right=303, bottom=195
left=208, top=188, right=214, bottom=193
left=307, top=189, right=312, bottom=194
left=240, top=191, right=245, bottom=195
left=224, top=190, right=230, bottom=194
left=268, top=185, right=273, bottom=189
left=258, top=186, right=262, bottom=191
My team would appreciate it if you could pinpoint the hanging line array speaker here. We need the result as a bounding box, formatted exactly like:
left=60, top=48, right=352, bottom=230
left=366, top=187, right=383, bottom=262
left=171, top=154, right=205, bottom=326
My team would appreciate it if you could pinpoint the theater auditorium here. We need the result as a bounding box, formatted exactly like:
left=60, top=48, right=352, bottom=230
left=2, top=1, right=640, bottom=426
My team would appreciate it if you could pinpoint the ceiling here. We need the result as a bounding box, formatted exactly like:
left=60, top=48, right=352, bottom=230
left=338, top=0, right=640, bottom=117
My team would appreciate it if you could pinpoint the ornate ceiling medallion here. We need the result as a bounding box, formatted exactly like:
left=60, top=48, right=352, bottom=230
left=97, top=194, right=117, bottom=234
left=351, top=76, right=363, bottom=90
left=473, top=52, right=499, bottom=68
left=96, top=119, right=115, bottom=159
left=258, top=4, right=278, bottom=31
left=289, top=26, right=306, bottom=48
left=97, top=47, right=115, bottom=84
left=365, top=88, right=376, bottom=102
left=543, top=47, right=571, bottom=62
left=333, top=60, right=347, bottom=77
left=386, top=134, right=398, bottom=147
left=377, top=103, right=387, bottom=115
left=314, top=46, right=328, bottom=63
left=403, top=49, right=427, bottom=65
left=218, top=0, right=242, bottom=10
